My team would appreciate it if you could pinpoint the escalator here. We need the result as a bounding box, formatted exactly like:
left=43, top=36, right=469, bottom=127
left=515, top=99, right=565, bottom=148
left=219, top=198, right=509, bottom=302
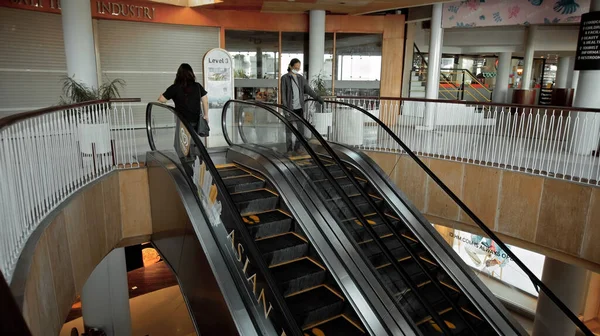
left=146, top=102, right=403, bottom=335
left=289, top=154, right=495, bottom=335
left=216, top=163, right=366, bottom=334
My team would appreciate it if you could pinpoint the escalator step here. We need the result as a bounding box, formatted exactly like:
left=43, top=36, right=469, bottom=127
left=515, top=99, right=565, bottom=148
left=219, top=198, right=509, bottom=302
left=326, top=195, right=376, bottom=220
left=302, top=165, right=346, bottom=180
left=304, top=315, right=365, bottom=335
left=231, top=189, right=278, bottom=216
left=342, top=214, right=398, bottom=243
left=256, top=233, right=308, bottom=266
left=222, top=175, right=265, bottom=193
left=286, top=285, right=345, bottom=329
left=313, top=177, right=363, bottom=198
left=360, top=235, right=411, bottom=268
left=244, top=210, right=293, bottom=240
left=218, top=167, right=249, bottom=178
left=271, top=258, right=326, bottom=296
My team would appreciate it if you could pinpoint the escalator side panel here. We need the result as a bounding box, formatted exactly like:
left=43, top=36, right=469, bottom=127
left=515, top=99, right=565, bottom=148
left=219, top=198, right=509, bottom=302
left=146, top=152, right=275, bottom=336
left=321, top=144, right=527, bottom=336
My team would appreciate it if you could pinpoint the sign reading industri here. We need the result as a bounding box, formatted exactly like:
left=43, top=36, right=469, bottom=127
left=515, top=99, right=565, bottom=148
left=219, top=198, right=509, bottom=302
left=442, top=0, right=590, bottom=28
left=575, top=11, right=600, bottom=70
left=7, top=0, right=157, bottom=20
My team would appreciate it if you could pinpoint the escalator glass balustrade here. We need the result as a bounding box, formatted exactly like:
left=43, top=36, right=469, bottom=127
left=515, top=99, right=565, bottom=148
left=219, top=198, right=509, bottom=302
left=300, top=98, right=596, bottom=336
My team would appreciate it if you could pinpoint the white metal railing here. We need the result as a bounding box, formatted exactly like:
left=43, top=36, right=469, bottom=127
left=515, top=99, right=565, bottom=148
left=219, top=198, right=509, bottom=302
left=315, top=97, right=600, bottom=186
left=0, top=99, right=141, bottom=282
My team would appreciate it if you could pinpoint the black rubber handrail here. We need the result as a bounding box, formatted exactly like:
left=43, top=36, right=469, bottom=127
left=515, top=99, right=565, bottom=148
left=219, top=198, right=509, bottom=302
left=146, top=102, right=303, bottom=336
left=262, top=101, right=481, bottom=334
left=308, top=98, right=594, bottom=336
left=222, top=99, right=450, bottom=334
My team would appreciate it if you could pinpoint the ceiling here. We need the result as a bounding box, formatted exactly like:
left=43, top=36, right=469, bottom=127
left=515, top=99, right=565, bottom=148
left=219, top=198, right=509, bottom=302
left=146, top=0, right=433, bottom=14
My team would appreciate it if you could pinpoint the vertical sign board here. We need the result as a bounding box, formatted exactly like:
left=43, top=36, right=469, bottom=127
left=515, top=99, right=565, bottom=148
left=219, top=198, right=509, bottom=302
left=203, top=48, right=234, bottom=148
left=575, top=11, right=600, bottom=70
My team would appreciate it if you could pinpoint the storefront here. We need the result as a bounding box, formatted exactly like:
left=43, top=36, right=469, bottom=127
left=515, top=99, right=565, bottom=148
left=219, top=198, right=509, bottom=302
left=0, top=0, right=405, bottom=123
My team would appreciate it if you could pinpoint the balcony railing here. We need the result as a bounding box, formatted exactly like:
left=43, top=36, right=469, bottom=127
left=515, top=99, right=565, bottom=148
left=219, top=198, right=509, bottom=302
left=0, top=99, right=141, bottom=282
left=310, top=96, right=600, bottom=186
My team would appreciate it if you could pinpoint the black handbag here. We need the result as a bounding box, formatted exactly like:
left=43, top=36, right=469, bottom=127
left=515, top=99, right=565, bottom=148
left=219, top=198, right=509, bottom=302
left=196, top=83, right=210, bottom=137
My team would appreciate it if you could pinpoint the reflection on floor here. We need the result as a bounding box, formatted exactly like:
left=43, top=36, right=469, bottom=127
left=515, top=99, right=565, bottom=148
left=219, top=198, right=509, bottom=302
left=60, top=285, right=195, bottom=336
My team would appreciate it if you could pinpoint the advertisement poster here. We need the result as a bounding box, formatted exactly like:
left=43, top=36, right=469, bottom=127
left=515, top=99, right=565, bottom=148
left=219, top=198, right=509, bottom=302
left=203, top=48, right=234, bottom=148
left=442, top=0, right=590, bottom=28
left=449, top=229, right=545, bottom=297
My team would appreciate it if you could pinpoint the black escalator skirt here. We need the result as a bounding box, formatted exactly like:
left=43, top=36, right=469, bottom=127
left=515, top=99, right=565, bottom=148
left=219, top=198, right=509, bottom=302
left=290, top=155, right=499, bottom=336
left=216, top=164, right=366, bottom=335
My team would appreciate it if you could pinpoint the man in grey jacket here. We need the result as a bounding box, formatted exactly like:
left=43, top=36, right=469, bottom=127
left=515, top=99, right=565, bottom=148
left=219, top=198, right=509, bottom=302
left=281, top=58, right=324, bottom=153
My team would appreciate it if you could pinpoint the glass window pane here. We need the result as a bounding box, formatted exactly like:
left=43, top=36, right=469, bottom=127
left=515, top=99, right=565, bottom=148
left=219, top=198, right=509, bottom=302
left=281, top=32, right=309, bottom=76
left=225, top=30, right=279, bottom=102
left=334, top=33, right=382, bottom=97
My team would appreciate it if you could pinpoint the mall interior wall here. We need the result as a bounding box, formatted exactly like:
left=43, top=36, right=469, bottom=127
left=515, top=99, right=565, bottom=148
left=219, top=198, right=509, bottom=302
left=0, top=1, right=406, bottom=119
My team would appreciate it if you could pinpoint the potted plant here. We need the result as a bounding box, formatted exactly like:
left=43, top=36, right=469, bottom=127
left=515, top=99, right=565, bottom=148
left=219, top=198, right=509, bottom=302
left=59, top=76, right=126, bottom=156
left=310, top=72, right=333, bottom=136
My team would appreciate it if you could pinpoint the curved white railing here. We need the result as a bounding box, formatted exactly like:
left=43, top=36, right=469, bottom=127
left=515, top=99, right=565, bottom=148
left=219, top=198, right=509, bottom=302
left=0, top=99, right=141, bottom=282
left=311, top=97, right=600, bottom=186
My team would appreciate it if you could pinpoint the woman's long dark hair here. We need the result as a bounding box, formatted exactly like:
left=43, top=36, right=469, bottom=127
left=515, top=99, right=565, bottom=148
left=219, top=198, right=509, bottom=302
left=175, top=63, right=196, bottom=87
left=287, top=58, right=301, bottom=72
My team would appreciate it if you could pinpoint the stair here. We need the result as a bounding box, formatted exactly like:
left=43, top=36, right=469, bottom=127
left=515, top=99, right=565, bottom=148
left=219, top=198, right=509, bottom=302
left=290, top=156, right=499, bottom=335
left=215, top=164, right=365, bottom=335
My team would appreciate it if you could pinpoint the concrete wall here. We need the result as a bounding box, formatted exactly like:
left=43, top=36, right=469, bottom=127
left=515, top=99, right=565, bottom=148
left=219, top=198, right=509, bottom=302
left=15, top=169, right=152, bottom=336
left=366, top=151, right=600, bottom=273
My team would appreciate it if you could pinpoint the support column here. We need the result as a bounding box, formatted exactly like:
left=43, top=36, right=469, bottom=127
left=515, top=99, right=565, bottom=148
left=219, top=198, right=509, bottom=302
left=555, top=56, right=572, bottom=88
left=521, top=25, right=537, bottom=90
left=493, top=52, right=512, bottom=103
left=61, top=0, right=99, bottom=88
left=402, top=23, right=417, bottom=98
left=308, top=10, right=326, bottom=83
left=81, top=248, right=132, bottom=336
left=571, top=0, right=600, bottom=154
left=532, top=258, right=587, bottom=336
left=421, top=3, right=443, bottom=130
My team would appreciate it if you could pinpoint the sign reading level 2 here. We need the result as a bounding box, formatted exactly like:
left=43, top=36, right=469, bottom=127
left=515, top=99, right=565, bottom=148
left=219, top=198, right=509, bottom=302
left=575, top=11, right=600, bottom=70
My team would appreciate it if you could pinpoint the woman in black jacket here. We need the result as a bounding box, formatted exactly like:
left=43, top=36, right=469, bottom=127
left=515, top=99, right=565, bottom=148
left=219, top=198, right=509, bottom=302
left=280, top=58, right=324, bottom=153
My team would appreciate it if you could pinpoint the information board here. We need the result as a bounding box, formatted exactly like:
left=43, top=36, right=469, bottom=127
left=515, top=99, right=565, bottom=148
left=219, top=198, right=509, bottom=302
left=575, top=11, right=600, bottom=70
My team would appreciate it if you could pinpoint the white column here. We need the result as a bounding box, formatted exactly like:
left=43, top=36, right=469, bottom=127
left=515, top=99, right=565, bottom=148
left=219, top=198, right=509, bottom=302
left=532, top=258, right=587, bottom=336
left=493, top=52, right=512, bottom=103
left=421, top=3, right=443, bottom=130
left=555, top=56, right=572, bottom=88
left=81, top=248, right=132, bottom=336
left=570, top=0, right=600, bottom=154
left=61, top=0, right=99, bottom=88
left=308, top=10, right=326, bottom=83
left=521, top=25, right=537, bottom=90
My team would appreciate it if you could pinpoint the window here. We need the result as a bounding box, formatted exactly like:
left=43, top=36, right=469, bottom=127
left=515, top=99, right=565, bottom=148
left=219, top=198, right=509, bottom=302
left=226, top=30, right=279, bottom=103
left=334, top=33, right=382, bottom=97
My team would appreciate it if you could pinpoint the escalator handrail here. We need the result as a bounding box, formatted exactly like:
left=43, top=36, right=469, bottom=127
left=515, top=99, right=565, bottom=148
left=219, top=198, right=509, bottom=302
left=306, top=98, right=594, bottom=336
left=145, top=102, right=303, bottom=336
left=221, top=99, right=452, bottom=335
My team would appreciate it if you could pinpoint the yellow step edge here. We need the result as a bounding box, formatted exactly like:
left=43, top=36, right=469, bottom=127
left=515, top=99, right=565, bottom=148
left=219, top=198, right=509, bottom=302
left=230, top=187, right=279, bottom=197
left=285, top=284, right=344, bottom=301
left=255, top=231, right=307, bottom=243
left=375, top=256, right=412, bottom=269
left=241, top=208, right=291, bottom=220
left=215, top=163, right=237, bottom=169
left=269, top=255, right=326, bottom=271
left=302, top=314, right=366, bottom=334
left=415, top=307, right=453, bottom=326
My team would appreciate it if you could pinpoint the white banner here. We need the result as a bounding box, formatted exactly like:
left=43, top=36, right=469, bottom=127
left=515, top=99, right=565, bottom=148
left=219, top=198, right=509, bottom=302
left=203, top=48, right=234, bottom=148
